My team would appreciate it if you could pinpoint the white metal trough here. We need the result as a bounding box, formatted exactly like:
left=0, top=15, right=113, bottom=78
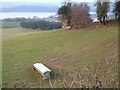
left=33, top=63, right=51, bottom=79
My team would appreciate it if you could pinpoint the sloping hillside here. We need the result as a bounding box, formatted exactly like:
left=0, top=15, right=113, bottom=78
left=2, top=26, right=118, bottom=88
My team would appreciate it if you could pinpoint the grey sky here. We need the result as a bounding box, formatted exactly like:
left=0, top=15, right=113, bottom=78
left=2, top=0, right=96, bottom=2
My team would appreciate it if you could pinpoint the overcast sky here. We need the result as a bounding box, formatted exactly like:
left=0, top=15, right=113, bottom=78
left=2, top=0, right=96, bottom=2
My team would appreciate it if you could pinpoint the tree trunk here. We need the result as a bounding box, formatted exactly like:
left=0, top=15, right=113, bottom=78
left=118, top=13, right=120, bottom=22
left=103, top=15, right=106, bottom=25
left=99, top=16, right=102, bottom=26
left=115, top=13, right=118, bottom=20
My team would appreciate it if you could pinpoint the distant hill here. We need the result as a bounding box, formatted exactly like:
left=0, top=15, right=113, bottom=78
left=1, top=5, right=59, bottom=12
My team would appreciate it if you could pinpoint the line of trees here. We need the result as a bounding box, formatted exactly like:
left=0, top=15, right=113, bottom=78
left=58, top=0, right=120, bottom=29
left=20, top=1, right=120, bottom=30
left=96, top=0, right=120, bottom=26
left=21, top=20, right=62, bottom=30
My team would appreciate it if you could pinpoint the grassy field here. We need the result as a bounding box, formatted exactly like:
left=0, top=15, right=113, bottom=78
left=1, top=21, right=20, bottom=28
left=2, top=26, right=118, bottom=88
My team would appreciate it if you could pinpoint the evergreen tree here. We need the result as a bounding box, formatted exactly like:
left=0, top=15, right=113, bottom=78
left=113, top=1, right=120, bottom=20
left=102, top=2, right=109, bottom=25
left=58, top=3, right=72, bottom=27
left=96, top=0, right=110, bottom=26
left=96, top=2, right=103, bottom=25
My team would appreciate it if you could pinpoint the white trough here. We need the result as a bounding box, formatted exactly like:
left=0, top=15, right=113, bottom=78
left=33, top=63, right=51, bottom=79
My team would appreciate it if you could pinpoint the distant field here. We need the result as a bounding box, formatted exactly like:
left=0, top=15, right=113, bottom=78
left=2, top=26, right=118, bottom=88
left=2, top=28, right=41, bottom=39
left=1, top=21, right=21, bottom=28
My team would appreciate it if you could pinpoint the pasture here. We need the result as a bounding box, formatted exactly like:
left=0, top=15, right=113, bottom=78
left=2, top=26, right=118, bottom=88
left=1, top=21, right=20, bottom=28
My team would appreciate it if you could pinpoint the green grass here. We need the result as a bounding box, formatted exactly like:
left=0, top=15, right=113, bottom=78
left=1, top=21, right=20, bottom=28
left=2, top=26, right=118, bottom=88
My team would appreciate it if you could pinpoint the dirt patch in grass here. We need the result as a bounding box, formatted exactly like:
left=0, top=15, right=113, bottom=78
left=41, top=54, right=74, bottom=70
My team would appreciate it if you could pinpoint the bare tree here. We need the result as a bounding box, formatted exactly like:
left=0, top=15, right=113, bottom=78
left=70, top=3, right=92, bottom=29
left=58, top=2, right=92, bottom=29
